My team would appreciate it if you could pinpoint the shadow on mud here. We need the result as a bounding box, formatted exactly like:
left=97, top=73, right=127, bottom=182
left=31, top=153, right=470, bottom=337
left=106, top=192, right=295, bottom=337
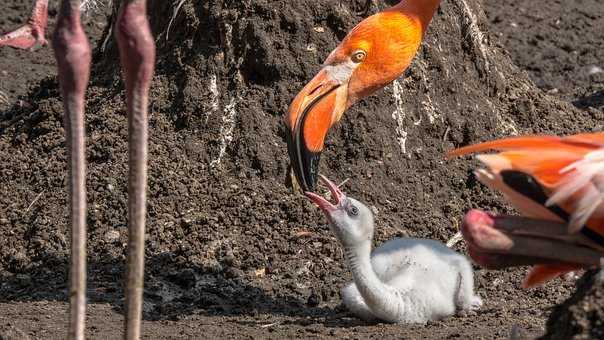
left=0, top=251, right=358, bottom=326
left=573, top=90, right=604, bottom=111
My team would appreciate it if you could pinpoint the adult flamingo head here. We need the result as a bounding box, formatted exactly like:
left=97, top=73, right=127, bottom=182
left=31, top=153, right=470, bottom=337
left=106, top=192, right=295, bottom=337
left=285, top=0, right=441, bottom=191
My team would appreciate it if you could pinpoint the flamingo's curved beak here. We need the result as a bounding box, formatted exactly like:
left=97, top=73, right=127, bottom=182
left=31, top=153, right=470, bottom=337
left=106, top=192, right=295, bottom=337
left=285, top=68, right=348, bottom=192
left=305, top=175, right=346, bottom=213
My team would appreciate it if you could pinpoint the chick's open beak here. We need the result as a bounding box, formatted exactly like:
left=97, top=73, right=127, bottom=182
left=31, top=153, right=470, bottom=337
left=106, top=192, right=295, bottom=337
left=305, top=175, right=345, bottom=213
left=285, top=68, right=345, bottom=192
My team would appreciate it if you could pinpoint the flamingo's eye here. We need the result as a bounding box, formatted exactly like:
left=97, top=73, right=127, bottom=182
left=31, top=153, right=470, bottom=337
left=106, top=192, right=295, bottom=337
left=351, top=50, right=367, bottom=63
left=348, top=205, right=359, bottom=217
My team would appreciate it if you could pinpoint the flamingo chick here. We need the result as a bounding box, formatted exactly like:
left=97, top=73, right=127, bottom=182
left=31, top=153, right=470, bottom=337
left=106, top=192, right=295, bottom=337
left=306, top=175, right=482, bottom=323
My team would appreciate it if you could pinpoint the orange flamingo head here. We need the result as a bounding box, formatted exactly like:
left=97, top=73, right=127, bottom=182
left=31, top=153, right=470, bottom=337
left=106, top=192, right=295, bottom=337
left=285, top=1, right=439, bottom=191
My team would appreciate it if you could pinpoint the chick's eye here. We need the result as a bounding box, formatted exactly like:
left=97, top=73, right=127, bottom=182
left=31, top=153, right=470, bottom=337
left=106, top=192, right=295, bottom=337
left=348, top=206, right=359, bottom=217
left=351, top=50, right=366, bottom=63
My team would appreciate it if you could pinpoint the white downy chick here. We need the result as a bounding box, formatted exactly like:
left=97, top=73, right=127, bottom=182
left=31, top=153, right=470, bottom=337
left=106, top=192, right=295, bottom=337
left=306, top=175, right=482, bottom=323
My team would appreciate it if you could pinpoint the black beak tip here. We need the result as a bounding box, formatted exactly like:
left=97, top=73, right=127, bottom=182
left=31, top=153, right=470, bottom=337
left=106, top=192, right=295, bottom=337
left=292, top=150, right=321, bottom=193
left=303, top=165, right=319, bottom=192
left=285, top=128, right=321, bottom=193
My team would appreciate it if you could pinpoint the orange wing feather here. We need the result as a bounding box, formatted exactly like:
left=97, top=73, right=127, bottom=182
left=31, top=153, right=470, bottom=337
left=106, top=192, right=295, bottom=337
left=522, top=264, right=583, bottom=289
left=447, top=133, right=604, bottom=191
left=447, top=135, right=597, bottom=158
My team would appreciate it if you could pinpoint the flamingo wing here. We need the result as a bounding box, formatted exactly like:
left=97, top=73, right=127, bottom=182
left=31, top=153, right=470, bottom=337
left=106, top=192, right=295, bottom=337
left=449, top=132, right=604, bottom=287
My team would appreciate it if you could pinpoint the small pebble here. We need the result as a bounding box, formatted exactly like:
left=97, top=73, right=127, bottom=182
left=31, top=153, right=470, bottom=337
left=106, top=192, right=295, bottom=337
left=587, top=65, right=603, bottom=76
left=104, top=230, right=120, bottom=243
left=222, top=252, right=236, bottom=266
left=307, top=291, right=321, bottom=307
left=224, top=267, right=243, bottom=279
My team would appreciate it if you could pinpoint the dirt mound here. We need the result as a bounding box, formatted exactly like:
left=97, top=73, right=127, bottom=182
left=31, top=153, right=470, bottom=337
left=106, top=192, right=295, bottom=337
left=0, top=0, right=602, bottom=338
left=486, top=0, right=604, bottom=108
left=541, top=270, right=604, bottom=340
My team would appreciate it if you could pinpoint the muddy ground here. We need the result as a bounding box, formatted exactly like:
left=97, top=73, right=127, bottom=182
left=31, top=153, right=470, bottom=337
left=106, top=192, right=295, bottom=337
left=0, top=0, right=603, bottom=339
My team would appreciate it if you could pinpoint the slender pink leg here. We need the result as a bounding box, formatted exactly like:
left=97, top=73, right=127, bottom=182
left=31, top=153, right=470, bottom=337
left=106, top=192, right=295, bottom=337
left=0, top=0, right=49, bottom=49
left=462, top=210, right=603, bottom=268
left=51, top=1, right=91, bottom=339
left=115, top=0, right=155, bottom=338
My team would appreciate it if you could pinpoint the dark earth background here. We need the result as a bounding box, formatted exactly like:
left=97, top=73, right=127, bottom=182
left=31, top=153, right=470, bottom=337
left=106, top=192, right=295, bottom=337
left=0, top=0, right=603, bottom=339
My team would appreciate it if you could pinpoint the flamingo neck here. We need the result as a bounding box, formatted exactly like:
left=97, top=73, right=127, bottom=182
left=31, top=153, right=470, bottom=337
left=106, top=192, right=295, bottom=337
left=345, top=240, right=409, bottom=322
left=393, top=0, right=442, bottom=33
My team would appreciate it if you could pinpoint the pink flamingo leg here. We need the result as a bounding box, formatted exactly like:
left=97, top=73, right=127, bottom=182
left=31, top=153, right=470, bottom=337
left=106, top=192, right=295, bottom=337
left=115, top=0, right=156, bottom=338
left=1, top=0, right=49, bottom=49
left=51, top=0, right=91, bottom=339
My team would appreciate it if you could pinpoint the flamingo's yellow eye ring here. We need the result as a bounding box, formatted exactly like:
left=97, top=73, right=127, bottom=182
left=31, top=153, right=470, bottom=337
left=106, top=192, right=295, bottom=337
left=351, top=50, right=367, bottom=63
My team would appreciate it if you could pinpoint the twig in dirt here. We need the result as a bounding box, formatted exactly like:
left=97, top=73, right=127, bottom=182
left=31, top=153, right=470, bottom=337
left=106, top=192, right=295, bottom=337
left=165, top=0, right=187, bottom=41
left=445, top=219, right=463, bottom=248
left=442, top=126, right=450, bottom=142
left=446, top=231, right=463, bottom=248
left=337, top=178, right=350, bottom=188
left=100, top=25, right=112, bottom=53
left=295, top=230, right=313, bottom=237
left=322, top=178, right=350, bottom=201
left=26, top=190, right=45, bottom=212
left=260, top=321, right=281, bottom=328
left=446, top=219, right=463, bottom=248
